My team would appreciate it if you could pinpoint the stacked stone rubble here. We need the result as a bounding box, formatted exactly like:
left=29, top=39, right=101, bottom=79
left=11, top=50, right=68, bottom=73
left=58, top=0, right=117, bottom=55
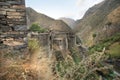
left=0, top=0, right=27, bottom=38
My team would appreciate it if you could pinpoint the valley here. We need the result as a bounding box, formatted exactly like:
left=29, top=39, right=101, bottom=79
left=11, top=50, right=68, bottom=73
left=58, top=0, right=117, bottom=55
left=0, top=0, right=120, bottom=80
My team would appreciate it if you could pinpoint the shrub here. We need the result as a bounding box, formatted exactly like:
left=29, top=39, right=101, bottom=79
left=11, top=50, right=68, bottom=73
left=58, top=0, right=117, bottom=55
left=92, top=33, right=97, bottom=38
left=55, top=49, right=115, bottom=80
left=70, top=47, right=81, bottom=64
left=28, top=38, right=40, bottom=53
left=29, top=23, right=46, bottom=33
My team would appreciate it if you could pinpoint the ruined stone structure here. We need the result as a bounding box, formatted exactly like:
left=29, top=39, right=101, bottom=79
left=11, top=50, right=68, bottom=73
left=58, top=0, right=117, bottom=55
left=0, top=0, right=27, bottom=40
left=29, top=30, right=76, bottom=59
left=30, top=30, right=77, bottom=58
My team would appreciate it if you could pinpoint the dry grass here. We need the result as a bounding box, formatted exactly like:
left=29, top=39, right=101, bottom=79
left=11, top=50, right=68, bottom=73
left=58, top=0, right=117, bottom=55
left=107, top=6, right=120, bottom=25
left=0, top=42, right=56, bottom=80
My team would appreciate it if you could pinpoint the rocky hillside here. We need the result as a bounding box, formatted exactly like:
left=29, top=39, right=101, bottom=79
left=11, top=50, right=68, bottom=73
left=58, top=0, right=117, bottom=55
left=26, top=7, right=72, bottom=32
left=59, top=18, right=75, bottom=28
left=26, top=7, right=54, bottom=28
left=50, top=20, right=72, bottom=32
left=74, top=0, right=120, bottom=46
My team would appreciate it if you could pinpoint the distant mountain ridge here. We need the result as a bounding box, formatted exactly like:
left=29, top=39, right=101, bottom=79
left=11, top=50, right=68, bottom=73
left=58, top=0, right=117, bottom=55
left=59, top=18, right=75, bottom=28
left=26, top=7, right=72, bottom=32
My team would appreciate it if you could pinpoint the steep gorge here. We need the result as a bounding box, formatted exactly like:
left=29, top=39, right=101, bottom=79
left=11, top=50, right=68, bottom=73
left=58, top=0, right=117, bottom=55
left=73, top=0, right=120, bottom=46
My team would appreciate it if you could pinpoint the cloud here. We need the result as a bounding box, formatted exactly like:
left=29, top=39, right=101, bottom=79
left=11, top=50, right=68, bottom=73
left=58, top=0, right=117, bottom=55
left=26, top=0, right=104, bottom=20
left=76, top=0, right=86, bottom=6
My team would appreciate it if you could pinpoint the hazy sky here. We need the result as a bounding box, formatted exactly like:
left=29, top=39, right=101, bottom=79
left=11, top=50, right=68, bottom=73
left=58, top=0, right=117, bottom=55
left=26, top=0, right=104, bottom=20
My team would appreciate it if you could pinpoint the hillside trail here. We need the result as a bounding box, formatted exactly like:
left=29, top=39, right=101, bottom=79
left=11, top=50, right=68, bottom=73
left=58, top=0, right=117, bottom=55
left=22, top=47, right=56, bottom=80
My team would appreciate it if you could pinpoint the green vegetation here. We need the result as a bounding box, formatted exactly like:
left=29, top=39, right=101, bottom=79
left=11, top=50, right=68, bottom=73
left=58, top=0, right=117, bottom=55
left=55, top=50, right=117, bottom=80
left=28, top=38, right=40, bottom=53
left=29, top=23, right=46, bottom=33
left=70, top=47, right=81, bottom=64
left=55, top=48, right=81, bottom=78
left=108, top=43, right=120, bottom=58
left=89, top=33, right=120, bottom=58
left=92, top=33, right=97, bottom=38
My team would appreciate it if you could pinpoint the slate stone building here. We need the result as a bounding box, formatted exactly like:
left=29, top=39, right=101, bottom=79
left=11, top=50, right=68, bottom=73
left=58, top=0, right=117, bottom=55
left=0, top=0, right=27, bottom=39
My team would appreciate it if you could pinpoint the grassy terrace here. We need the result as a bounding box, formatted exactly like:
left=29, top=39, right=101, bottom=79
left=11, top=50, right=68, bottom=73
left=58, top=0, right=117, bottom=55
left=89, top=33, right=120, bottom=58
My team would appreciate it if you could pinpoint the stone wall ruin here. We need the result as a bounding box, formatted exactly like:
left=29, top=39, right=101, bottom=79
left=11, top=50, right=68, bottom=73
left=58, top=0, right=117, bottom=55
left=0, top=0, right=27, bottom=40
left=30, top=31, right=77, bottom=55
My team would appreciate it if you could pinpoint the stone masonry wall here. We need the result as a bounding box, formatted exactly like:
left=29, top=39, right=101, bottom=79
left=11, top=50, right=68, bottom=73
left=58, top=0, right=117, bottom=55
left=0, top=0, right=26, bottom=35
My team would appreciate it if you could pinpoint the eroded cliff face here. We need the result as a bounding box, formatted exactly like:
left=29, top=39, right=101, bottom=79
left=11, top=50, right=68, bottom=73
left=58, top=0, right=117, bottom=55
left=73, top=0, right=120, bottom=46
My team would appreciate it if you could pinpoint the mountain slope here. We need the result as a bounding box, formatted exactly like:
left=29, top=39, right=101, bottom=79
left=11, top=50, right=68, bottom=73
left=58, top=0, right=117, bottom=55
left=26, top=7, right=72, bottom=32
left=74, top=0, right=120, bottom=46
left=59, top=18, right=75, bottom=28
left=51, top=20, right=72, bottom=32
left=26, top=7, right=54, bottom=29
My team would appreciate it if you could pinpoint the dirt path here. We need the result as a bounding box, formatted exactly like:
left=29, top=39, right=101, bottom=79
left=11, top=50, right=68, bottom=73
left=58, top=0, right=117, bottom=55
left=29, top=48, right=55, bottom=80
